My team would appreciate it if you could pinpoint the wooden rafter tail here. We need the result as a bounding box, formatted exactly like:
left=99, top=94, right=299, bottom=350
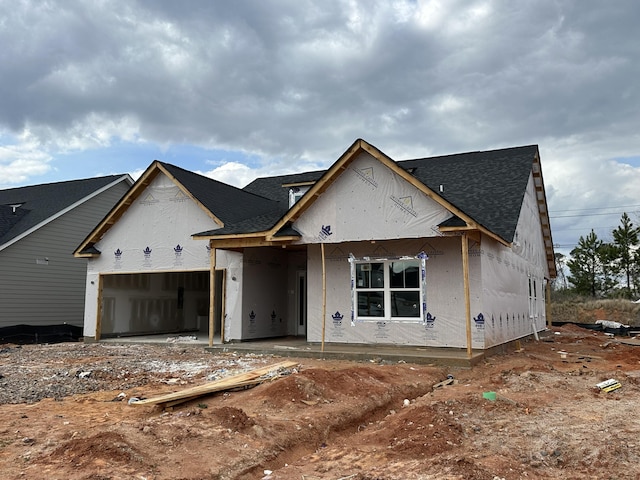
left=130, top=360, right=299, bottom=407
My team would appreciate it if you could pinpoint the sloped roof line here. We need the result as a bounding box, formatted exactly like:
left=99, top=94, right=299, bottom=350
left=75, top=160, right=283, bottom=256
left=157, top=162, right=281, bottom=223
left=75, top=161, right=194, bottom=256
left=0, top=174, right=132, bottom=252
left=263, top=138, right=507, bottom=245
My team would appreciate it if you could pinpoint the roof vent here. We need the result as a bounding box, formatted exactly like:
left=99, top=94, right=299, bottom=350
left=439, top=185, right=444, bottom=193
left=9, top=204, right=23, bottom=214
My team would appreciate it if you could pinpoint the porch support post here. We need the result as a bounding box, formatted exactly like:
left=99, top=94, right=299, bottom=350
left=461, top=233, right=472, bottom=357
left=209, top=242, right=216, bottom=347
left=321, top=242, right=327, bottom=352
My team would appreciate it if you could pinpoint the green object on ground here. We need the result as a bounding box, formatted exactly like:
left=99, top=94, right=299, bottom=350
left=482, top=391, right=496, bottom=401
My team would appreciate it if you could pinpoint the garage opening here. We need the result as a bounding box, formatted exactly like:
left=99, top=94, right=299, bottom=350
left=99, top=271, right=217, bottom=338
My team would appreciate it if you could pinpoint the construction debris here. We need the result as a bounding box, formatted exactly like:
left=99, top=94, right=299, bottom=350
left=432, top=374, right=455, bottom=390
left=130, top=360, right=299, bottom=409
left=596, top=378, right=622, bottom=393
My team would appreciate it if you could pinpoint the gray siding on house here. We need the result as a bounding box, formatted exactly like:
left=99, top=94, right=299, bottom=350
left=0, top=181, right=129, bottom=327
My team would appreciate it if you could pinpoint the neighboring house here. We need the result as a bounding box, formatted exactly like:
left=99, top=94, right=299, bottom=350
left=75, top=139, right=555, bottom=354
left=0, top=175, right=133, bottom=333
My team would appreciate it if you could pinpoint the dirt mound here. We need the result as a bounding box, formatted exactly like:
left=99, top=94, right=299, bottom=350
left=2, top=329, right=640, bottom=479
left=213, top=406, right=255, bottom=431
left=39, top=431, right=149, bottom=480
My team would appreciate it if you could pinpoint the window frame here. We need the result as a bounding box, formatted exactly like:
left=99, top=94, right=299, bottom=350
left=349, top=253, right=427, bottom=323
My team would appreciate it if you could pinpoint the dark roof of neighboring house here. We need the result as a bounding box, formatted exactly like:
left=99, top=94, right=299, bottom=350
left=239, top=145, right=538, bottom=243
left=0, top=175, right=129, bottom=247
left=159, top=162, right=282, bottom=228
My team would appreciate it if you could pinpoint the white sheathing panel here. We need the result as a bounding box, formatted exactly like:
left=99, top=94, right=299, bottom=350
left=306, top=238, right=480, bottom=348
left=481, top=173, right=548, bottom=348
left=88, top=173, right=218, bottom=273
left=223, top=250, right=244, bottom=341
left=293, top=152, right=452, bottom=243
left=82, top=173, right=226, bottom=337
left=238, top=247, right=289, bottom=340
left=83, top=272, right=100, bottom=337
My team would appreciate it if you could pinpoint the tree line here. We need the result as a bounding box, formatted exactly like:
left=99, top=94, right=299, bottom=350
left=554, top=212, right=640, bottom=299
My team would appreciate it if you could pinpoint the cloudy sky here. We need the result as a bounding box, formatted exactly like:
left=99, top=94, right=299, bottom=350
left=1, top=0, right=639, bottom=256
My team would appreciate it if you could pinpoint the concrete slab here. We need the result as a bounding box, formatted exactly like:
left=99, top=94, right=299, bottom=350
left=205, top=337, right=485, bottom=367
left=99, top=334, right=487, bottom=367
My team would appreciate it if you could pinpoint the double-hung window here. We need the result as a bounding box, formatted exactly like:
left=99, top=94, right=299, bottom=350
left=354, top=259, right=423, bottom=321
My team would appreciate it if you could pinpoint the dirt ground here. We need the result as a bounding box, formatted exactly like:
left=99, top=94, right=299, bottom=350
left=1, top=325, right=640, bottom=480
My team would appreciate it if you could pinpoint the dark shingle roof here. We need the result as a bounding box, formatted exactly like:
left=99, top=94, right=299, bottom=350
left=243, top=170, right=325, bottom=206
left=195, top=170, right=326, bottom=237
left=159, top=162, right=283, bottom=231
left=238, top=145, right=537, bottom=243
left=0, top=175, right=128, bottom=246
left=399, top=145, right=538, bottom=242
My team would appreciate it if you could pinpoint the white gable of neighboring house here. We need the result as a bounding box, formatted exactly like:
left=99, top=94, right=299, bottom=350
left=293, top=152, right=453, bottom=243
left=88, top=172, right=219, bottom=273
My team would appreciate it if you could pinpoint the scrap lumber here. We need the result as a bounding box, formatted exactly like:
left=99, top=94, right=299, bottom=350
left=130, top=360, right=298, bottom=408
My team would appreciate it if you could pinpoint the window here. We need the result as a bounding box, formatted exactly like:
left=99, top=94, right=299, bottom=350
left=528, top=275, right=538, bottom=320
left=354, top=259, right=423, bottom=321
left=288, top=186, right=310, bottom=207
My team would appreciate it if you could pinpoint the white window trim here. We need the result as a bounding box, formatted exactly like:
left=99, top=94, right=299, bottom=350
left=348, top=252, right=428, bottom=324
left=288, top=186, right=310, bottom=207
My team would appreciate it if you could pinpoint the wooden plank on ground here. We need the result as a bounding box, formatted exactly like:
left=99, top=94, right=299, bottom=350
left=130, top=360, right=298, bottom=407
left=162, top=378, right=265, bottom=408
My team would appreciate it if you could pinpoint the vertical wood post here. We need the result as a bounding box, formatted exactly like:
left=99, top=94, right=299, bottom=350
left=321, top=243, right=327, bottom=353
left=209, top=243, right=216, bottom=347
left=462, top=233, right=472, bottom=358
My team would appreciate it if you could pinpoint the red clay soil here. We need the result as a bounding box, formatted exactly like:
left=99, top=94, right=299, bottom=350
left=1, top=325, right=640, bottom=479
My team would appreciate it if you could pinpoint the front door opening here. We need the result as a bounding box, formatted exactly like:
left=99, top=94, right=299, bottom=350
left=296, top=271, right=307, bottom=336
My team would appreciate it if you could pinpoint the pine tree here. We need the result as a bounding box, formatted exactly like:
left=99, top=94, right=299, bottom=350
left=567, top=230, right=604, bottom=297
left=611, top=212, right=640, bottom=297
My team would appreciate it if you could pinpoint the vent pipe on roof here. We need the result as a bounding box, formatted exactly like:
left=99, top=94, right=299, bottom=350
left=439, top=184, right=444, bottom=193
left=10, top=204, right=22, bottom=214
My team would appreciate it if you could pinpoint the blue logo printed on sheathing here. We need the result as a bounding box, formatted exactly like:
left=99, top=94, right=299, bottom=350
left=319, top=224, right=333, bottom=241
left=474, top=313, right=485, bottom=329
left=332, top=311, right=344, bottom=325
left=114, top=248, right=122, bottom=259
left=425, top=312, right=436, bottom=328
left=174, top=244, right=183, bottom=255
left=143, top=246, right=152, bottom=257
left=249, top=311, right=256, bottom=322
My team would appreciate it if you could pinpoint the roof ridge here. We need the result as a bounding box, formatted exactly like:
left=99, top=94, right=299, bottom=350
left=0, top=174, right=128, bottom=194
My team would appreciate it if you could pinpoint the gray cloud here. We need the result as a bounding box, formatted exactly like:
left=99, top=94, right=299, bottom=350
left=1, top=0, right=640, bottom=251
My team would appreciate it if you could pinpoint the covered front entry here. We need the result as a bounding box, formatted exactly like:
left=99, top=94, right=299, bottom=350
left=98, top=270, right=222, bottom=339
left=214, top=245, right=307, bottom=343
